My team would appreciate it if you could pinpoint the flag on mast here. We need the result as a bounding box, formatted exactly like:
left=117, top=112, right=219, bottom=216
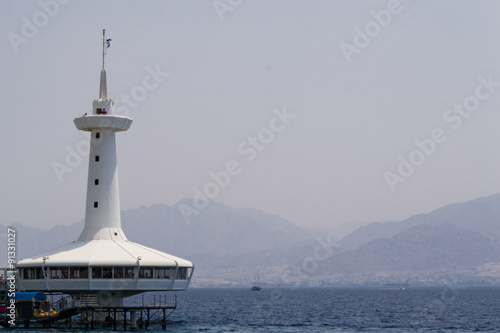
left=106, top=38, right=112, bottom=49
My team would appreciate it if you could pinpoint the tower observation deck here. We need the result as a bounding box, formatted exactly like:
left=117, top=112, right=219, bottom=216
left=15, top=30, right=194, bottom=306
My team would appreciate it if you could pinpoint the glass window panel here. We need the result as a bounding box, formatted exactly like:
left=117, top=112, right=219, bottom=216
left=176, top=268, right=187, bottom=280
left=80, top=267, right=88, bottom=279
left=114, top=267, right=124, bottom=279
left=70, top=267, right=83, bottom=279
left=50, top=267, right=61, bottom=279
left=35, top=267, right=43, bottom=279
left=139, top=267, right=152, bottom=279
left=92, top=267, right=103, bottom=279
left=61, top=267, right=69, bottom=279
left=154, top=267, right=163, bottom=279
left=125, top=267, right=135, bottom=279
left=103, top=267, right=112, bottom=279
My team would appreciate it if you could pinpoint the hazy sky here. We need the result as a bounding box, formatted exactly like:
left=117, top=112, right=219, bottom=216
left=2, top=0, right=500, bottom=232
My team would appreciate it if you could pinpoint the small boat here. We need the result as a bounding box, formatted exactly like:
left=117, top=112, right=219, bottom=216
left=251, top=270, right=261, bottom=291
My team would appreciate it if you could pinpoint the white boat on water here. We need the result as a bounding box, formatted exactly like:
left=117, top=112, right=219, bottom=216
left=251, top=270, right=261, bottom=291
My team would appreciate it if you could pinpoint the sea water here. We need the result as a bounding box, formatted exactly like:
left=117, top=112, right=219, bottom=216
left=7, top=286, right=500, bottom=332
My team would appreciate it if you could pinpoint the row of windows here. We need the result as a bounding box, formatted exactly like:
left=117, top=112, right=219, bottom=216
left=20, top=267, right=189, bottom=280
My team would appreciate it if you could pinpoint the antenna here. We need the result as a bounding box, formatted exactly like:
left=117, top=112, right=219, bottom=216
left=102, top=29, right=106, bottom=70
left=99, top=29, right=108, bottom=100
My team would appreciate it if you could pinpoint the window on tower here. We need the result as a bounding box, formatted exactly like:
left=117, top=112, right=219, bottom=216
left=94, top=202, right=98, bottom=208
left=96, top=132, right=100, bottom=139
left=95, top=179, right=99, bottom=185
left=95, top=156, right=100, bottom=162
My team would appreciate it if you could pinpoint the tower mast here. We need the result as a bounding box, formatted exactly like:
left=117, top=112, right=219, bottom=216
left=99, top=29, right=107, bottom=100
left=102, top=29, right=106, bottom=70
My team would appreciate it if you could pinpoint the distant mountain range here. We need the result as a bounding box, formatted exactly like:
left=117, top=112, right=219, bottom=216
left=4, top=194, right=500, bottom=286
left=120, top=200, right=314, bottom=269
left=1, top=200, right=315, bottom=271
left=339, top=193, right=500, bottom=251
left=319, top=223, right=500, bottom=275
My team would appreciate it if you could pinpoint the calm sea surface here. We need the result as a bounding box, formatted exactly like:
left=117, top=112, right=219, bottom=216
left=8, top=287, right=500, bottom=332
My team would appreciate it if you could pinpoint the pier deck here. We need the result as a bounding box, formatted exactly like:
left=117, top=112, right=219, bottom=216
left=1, top=290, right=177, bottom=331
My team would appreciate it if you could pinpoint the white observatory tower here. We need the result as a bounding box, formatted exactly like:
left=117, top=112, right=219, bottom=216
left=16, top=30, right=194, bottom=306
left=74, top=29, right=132, bottom=242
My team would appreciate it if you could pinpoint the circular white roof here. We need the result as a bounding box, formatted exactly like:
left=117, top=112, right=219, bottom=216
left=17, top=239, right=193, bottom=268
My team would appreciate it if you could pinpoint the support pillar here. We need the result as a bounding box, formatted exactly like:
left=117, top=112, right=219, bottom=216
left=130, top=310, right=137, bottom=330
left=123, top=310, right=127, bottom=331
left=162, top=308, right=166, bottom=330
